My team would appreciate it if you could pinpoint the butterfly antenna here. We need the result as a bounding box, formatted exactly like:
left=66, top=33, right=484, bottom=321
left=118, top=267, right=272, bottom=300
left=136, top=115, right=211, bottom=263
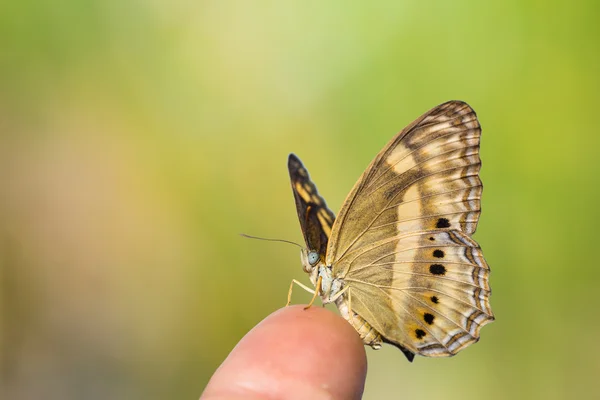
left=239, top=233, right=304, bottom=249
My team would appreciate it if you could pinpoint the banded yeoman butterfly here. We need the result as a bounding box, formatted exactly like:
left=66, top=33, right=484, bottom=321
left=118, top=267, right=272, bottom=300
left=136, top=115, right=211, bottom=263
left=287, top=100, right=494, bottom=361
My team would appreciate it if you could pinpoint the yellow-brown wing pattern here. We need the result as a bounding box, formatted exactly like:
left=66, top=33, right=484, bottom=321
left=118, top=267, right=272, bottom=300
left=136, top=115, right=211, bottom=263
left=326, top=101, right=493, bottom=357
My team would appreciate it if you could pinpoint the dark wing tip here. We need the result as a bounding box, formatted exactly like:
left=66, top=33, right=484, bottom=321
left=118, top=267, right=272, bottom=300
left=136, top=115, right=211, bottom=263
left=288, top=153, right=302, bottom=171
left=288, top=153, right=303, bottom=175
left=382, top=338, right=416, bottom=362
left=288, top=153, right=300, bottom=164
left=402, top=348, right=416, bottom=362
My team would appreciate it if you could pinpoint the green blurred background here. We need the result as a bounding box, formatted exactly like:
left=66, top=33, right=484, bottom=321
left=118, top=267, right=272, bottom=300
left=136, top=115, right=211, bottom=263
left=1, top=1, right=599, bottom=399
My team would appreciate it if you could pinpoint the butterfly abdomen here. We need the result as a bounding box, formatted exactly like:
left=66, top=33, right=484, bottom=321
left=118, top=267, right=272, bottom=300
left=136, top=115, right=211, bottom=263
left=335, top=296, right=382, bottom=349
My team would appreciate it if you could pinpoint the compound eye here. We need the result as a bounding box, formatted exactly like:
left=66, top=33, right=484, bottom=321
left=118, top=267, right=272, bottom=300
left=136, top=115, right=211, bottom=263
left=307, top=251, right=320, bottom=266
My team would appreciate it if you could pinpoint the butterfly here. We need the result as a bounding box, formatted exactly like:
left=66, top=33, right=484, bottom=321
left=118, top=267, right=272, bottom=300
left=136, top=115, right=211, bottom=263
left=287, top=100, right=494, bottom=361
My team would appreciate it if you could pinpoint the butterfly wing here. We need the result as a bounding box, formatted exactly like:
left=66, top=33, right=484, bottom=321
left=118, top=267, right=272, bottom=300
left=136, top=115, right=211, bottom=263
left=326, top=101, right=494, bottom=357
left=288, top=154, right=335, bottom=257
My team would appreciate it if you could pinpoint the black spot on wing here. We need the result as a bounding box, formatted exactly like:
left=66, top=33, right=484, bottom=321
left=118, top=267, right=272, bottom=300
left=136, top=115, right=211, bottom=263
left=424, top=313, right=435, bottom=325
left=429, top=264, right=446, bottom=275
left=436, top=218, right=451, bottom=228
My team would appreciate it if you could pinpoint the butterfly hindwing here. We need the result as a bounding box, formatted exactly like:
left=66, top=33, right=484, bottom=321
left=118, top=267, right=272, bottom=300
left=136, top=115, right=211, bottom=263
left=326, top=101, right=494, bottom=357
left=288, top=154, right=335, bottom=258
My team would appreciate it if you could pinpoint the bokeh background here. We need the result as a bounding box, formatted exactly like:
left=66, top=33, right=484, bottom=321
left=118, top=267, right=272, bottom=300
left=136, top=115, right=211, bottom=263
left=1, top=1, right=599, bottom=399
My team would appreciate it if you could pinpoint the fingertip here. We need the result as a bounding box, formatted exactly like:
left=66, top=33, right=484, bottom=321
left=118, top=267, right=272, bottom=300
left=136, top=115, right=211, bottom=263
left=202, top=305, right=367, bottom=400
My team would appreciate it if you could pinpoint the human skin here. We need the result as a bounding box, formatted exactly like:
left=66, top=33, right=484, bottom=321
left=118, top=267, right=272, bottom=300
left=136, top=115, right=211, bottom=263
left=201, top=305, right=367, bottom=400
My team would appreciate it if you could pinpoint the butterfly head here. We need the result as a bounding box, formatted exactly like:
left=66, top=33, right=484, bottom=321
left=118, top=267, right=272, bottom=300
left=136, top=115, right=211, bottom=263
left=307, top=251, right=319, bottom=266
left=300, top=248, right=323, bottom=274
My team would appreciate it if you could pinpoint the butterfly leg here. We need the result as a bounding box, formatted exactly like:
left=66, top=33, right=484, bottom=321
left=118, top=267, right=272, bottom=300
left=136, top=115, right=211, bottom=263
left=286, top=279, right=315, bottom=307
left=328, top=284, right=350, bottom=303
left=304, top=275, right=322, bottom=310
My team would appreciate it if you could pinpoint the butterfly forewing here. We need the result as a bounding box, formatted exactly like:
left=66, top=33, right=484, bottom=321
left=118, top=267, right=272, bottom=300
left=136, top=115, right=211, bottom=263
left=288, top=154, right=335, bottom=257
left=328, top=101, right=482, bottom=263
left=326, top=101, right=493, bottom=357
